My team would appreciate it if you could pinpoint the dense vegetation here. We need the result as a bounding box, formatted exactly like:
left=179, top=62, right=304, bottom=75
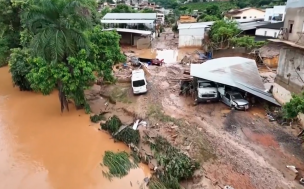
left=283, top=92, right=304, bottom=119
left=3, top=0, right=126, bottom=113
left=207, top=20, right=265, bottom=49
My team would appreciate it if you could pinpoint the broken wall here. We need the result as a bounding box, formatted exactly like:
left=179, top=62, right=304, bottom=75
left=275, top=47, right=304, bottom=94
left=137, top=37, right=151, bottom=49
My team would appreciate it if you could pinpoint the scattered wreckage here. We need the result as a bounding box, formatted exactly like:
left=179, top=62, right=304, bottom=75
left=179, top=57, right=280, bottom=110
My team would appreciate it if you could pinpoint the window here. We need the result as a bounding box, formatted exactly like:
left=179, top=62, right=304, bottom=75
left=225, top=93, right=230, bottom=100
left=268, top=16, right=272, bottom=20
left=288, top=20, right=294, bottom=33
left=233, top=16, right=241, bottom=19
left=198, top=82, right=216, bottom=88
left=274, top=32, right=277, bottom=38
left=243, top=16, right=247, bottom=19
left=132, top=80, right=145, bottom=87
left=264, top=31, right=267, bottom=36
left=250, top=16, right=252, bottom=18
left=231, top=94, right=243, bottom=100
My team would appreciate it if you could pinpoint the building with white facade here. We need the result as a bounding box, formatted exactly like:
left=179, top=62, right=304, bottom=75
left=264, top=5, right=286, bottom=22
left=224, top=7, right=265, bottom=22
left=255, top=22, right=283, bottom=41
left=178, top=22, right=213, bottom=48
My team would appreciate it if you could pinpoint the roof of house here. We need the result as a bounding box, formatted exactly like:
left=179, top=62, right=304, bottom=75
left=101, top=19, right=154, bottom=24
left=238, top=21, right=270, bottom=31
left=102, top=28, right=152, bottom=35
left=178, top=22, right=214, bottom=29
left=102, top=13, right=157, bottom=20
left=256, top=22, right=283, bottom=30
left=226, top=7, right=265, bottom=15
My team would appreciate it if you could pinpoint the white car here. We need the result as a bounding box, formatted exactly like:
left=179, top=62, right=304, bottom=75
left=195, top=79, right=219, bottom=103
left=131, top=69, right=147, bottom=95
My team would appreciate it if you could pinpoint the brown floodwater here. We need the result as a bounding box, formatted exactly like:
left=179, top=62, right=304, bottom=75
left=0, top=67, right=150, bottom=189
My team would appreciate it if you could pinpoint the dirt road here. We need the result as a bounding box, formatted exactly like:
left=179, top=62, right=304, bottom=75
left=112, top=29, right=304, bottom=189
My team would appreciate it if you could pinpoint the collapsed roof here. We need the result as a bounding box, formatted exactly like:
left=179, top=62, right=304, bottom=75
left=190, top=57, right=281, bottom=106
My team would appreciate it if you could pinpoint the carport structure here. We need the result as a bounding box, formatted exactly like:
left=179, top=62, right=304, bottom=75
left=190, top=57, right=281, bottom=106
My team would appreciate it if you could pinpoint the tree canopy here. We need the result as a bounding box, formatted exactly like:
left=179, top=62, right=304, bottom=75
left=6, top=0, right=126, bottom=113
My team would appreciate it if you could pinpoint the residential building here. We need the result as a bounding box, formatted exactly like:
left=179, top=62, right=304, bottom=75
left=255, top=22, right=283, bottom=41
left=101, top=13, right=156, bottom=48
left=264, top=5, right=286, bottom=22
left=225, top=7, right=265, bottom=21
left=270, top=0, right=304, bottom=94
left=178, top=22, right=213, bottom=48
left=156, top=13, right=165, bottom=24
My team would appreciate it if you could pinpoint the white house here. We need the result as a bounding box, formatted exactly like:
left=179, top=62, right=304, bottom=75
left=264, top=5, right=286, bottom=22
left=225, top=7, right=265, bottom=22
left=255, top=22, right=283, bottom=41
left=178, top=22, right=212, bottom=48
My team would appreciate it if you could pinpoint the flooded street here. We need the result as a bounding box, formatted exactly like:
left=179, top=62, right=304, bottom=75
left=0, top=67, right=149, bottom=189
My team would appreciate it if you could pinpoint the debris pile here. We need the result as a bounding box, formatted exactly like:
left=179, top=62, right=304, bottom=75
left=99, top=115, right=200, bottom=188
left=167, top=66, right=193, bottom=82
left=180, top=50, right=207, bottom=65
left=101, top=151, right=138, bottom=180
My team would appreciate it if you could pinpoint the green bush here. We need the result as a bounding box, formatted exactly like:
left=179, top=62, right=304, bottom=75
left=101, top=115, right=122, bottom=134
left=8, top=48, right=32, bottom=91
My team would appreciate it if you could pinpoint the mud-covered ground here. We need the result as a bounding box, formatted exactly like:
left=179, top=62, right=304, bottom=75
left=86, top=29, right=304, bottom=189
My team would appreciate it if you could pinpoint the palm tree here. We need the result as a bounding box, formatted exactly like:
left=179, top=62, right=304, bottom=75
left=24, top=0, right=94, bottom=112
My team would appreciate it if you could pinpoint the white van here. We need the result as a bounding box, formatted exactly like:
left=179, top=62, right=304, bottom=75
left=131, top=69, right=148, bottom=94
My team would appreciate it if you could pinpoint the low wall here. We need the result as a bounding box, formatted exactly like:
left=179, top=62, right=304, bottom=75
left=212, top=48, right=253, bottom=59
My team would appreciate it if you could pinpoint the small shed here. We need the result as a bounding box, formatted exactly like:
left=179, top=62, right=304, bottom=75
left=178, top=22, right=213, bottom=48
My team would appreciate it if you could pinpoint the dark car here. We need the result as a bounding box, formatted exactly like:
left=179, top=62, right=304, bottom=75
left=221, top=91, right=249, bottom=110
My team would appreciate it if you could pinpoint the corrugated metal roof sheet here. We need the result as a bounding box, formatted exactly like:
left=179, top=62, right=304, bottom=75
left=190, top=57, right=281, bottom=106
left=101, top=19, right=154, bottom=24
left=238, top=21, right=271, bottom=30
left=102, top=13, right=157, bottom=20
left=103, top=28, right=152, bottom=35
left=178, top=22, right=214, bottom=29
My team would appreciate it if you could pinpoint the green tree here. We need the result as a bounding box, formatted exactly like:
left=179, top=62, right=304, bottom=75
left=209, top=20, right=240, bottom=48
left=230, top=35, right=266, bottom=49
left=88, top=26, right=126, bottom=82
left=26, top=50, right=96, bottom=112
left=0, top=0, right=24, bottom=67
left=111, top=4, right=136, bottom=13
left=283, top=93, right=304, bottom=119
left=23, top=0, right=95, bottom=112
left=9, top=48, right=32, bottom=91
left=141, top=8, right=156, bottom=13
left=198, top=15, right=219, bottom=22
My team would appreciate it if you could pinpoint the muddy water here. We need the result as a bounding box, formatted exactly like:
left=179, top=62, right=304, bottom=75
left=0, top=67, right=149, bottom=189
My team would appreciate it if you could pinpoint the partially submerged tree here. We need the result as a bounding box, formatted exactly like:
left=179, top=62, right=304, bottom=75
left=23, top=0, right=94, bottom=112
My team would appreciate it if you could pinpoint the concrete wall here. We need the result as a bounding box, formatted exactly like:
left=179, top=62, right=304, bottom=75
left=284, top=6, right=304, bottom=44
left=118, top=32, right=149, bottom=47
left=178, top=27, right=205, bottom=47
left=275, top=47, right=304, bottom=94
left=256, top=28, right=280, bottom=38
left=137, top=37, right=151, bottom=49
